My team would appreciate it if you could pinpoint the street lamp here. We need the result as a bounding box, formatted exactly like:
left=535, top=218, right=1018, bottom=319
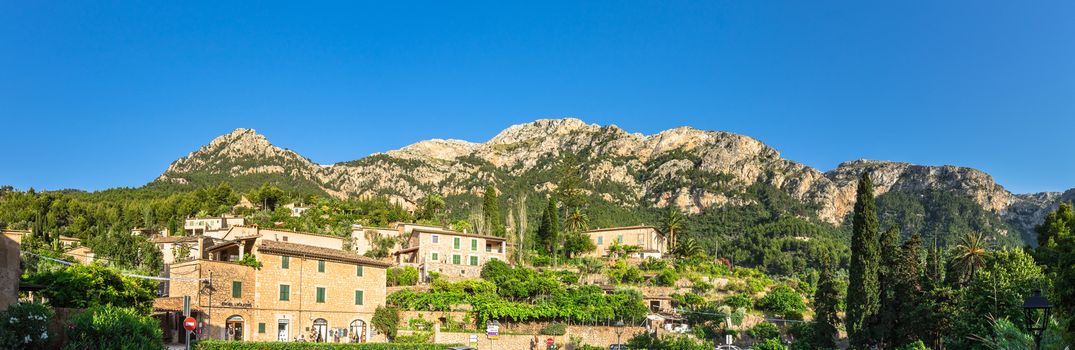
left=1022, top=289, right=1052, bottom=350
left=614, top=319, right=625, bottom=349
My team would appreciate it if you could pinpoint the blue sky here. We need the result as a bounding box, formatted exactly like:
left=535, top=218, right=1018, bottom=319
left=1, top=1, right=1072, bottom=193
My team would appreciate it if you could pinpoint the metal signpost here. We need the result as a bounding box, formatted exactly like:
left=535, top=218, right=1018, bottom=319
left=183, top=296, right=195, bottom=350
left=486, top=320, right=499, bottom=349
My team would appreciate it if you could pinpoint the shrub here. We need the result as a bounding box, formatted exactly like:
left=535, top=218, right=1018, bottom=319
left=63, top=305, right=162, bottom=350
left=194, top=341, right=460, bottom=349
left=407, top=315, right=434, bottom=331
left=639, top=258, right=667, bottom=271
left=539, top=322, right=568, bottom=335
left=372, top=306, right=401, bottom=341
left=749, top=322, right=780, bottom=341
left=656, top=268, right=679, bottom=287
left=723, top=293, right=754, bottom=309
left=0, top=302, right=53, bottom=350
left=26, top=264, right=156, bottom=313
left=894, top=340, right=930, bottom=350
left=393, top=331, right=433, bottom=343
left=236, top=254, right=262, bottom=269
left=753, top=338, right=789, bottom=350
left=387, top=266, right=420, bottom=286
left=756, top=285, right=806, bottom=318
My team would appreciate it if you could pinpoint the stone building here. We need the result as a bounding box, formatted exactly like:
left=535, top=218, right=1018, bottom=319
left=0, top=231, right=20, bottom=311
left=584, top=226, right=666, bottom=258
left=184, top=216, right=246, bottom=236
left=393, top=226, right=508, bottom=281
left=159, top=236, right=390, bottom=343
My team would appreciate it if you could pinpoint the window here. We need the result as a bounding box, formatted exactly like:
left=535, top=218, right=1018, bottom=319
left=617, top=235, right=623, bottom=243
left=318, top=260, right=325, bottom=273
left=279, top=285, right=290, bottom=301
left=469, top=255, right=479, bottom=266
left=258, top=323, right=266, bottom=333
left=431, top=252, right=439, bottom=261
left=431, top=235, right=439, bottom=244
left=452, top=254, right=461, bottom=265
left=356, top=265, right=364, bottom=277
left=281, top=256, right=289, bottom=269
left=471, top=239, right=478, bottom=251
left=316, top=287, right=326, bottom=303
left=453, top=237, right=460, bottom=249
left=282, top=236, right=288, bottom=242
left=232, top=281, right=242, bottom=298
left=597, top=236, right=604, bottom=245
left=354, top=290, right=364, bottom=305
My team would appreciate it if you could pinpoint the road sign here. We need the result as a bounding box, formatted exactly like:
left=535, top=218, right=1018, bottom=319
left=184, top=317, right=197, bottom=332
left=486, top=324, right=499, bottom=339
left=469, top=334, right=478, bottom=343
left=547, top=337, right=554, bottom=345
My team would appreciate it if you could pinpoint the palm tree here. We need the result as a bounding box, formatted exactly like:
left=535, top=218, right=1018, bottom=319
left=951, top=231, right=988, bottom=285
left=674, top=238, right=704, bottom=259
left=566, top=208, right=589, bottom=233
left=662, top=206, right=684, bottom=251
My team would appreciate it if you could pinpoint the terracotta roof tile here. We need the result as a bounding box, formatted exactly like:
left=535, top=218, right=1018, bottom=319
left=257, top=240, right=391, bottom=268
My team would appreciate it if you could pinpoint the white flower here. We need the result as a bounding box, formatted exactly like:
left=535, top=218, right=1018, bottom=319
left=40, top=331, right=48, bottom=340
left=10, top=317, right=17, bottom=323
left=23, top=335, right=31, bottom=343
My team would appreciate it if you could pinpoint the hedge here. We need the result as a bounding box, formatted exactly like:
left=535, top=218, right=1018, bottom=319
left=194, top=341, right=461, bottom=350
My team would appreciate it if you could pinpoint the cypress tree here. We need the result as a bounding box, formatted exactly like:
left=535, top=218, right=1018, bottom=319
left=893, top=232, right=924, bottom=346
left=877, top=225, right=901, bottom=346
left=482, top=185, right=504, bottom=236
left=537, top=196, right=559, bottom=257
left=813, top=254, right=841, bottom=349
left=846, top=172, right=880, bottom=348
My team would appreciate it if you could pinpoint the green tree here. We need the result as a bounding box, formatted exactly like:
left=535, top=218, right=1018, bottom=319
left=537, top=196, right=560, bottom=261
left=482, top=185, right=504, bottom=236
left=662, top=205, right=684, bottom=251
left=251, top=183, right=285, bottom=211
left=372, top=305, right=401, bottom=341
left=26, top=264, right=157, bottom=313
left=878, top=226, right=902, bottom=346
left=556, top=154, right=585, bottom=212
left=562, top=230, right=596, bottom=258
left=949, top=248, right=1048, bottom=350
left=813, top=254, right=841, bottom=349
left=566, top=208, right=589, bottom=233
left=950, top=231, right=988, bottom=286
left=1034, top=202, right=1075, bottom=343
left=891, top=233, right=924, bottom=346
left=846, top=173, right=881, bottom=348
left=418, top=194, right=446, bottom=223
left=63, top=305, right=163, bottom=350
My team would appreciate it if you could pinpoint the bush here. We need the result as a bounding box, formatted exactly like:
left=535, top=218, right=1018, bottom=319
left=388, top=266, right=420, bottom=286
left=63, top=305, right=162, bottom=350
left=893, top=340, right=930, bottom=350
left=26, top=264, right=156, bottom=313
left=722, top=293, right=754, bottom=309
left=393, top=331, right=433, bottom=343
left=194, top=341, right=459, bottom=349
left=749, top=322, right=780, bottom=341
left=540, top=322, right=568, bottom=335
left=639, top=258, right=667, bottom=271
left=754, top=338, right=789, bottom=350
left=656, top=268, right=679, bottom=287
left=372, top=306, right=401, bottom=341
left=0, top=302, right=53, bottom=350
left=756, top=285, right=806, bottom=318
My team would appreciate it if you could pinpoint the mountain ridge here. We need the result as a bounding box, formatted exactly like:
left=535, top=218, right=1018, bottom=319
left=153, top=118, right=1073, bottom=243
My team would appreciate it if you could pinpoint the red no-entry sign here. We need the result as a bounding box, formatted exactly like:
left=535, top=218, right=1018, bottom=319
left=547, top=337, right=554, bottom=345
left=184, top=317, right=197, bottom=332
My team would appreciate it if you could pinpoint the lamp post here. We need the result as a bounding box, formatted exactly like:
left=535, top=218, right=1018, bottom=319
left=614, top=319, right=625, bottom=349
left=1022, top=289, right=1052, bottom=350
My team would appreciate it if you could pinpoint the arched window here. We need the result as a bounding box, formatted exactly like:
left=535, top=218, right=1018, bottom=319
left=312, top=318, right=328, bottom=343
left=225, top=315, right=244, bottom=341
left=349, top=319, right=367, bottom=343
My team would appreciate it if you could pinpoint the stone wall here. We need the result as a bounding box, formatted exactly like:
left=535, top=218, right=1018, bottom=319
left=435, top=325, right=649, bottom=350
left=0, top=232, right=20, bottom=311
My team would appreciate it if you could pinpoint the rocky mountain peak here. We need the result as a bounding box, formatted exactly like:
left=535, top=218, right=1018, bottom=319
left=486, top=118, right=598, bottom=146
left=384, top=139, right=480, bottom=162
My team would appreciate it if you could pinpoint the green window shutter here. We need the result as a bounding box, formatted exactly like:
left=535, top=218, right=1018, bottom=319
left=598, top=236, right=603, bottom=245
left=258, top=323, right=266, bottom=333
left=357, top=265, right=364, bottom=277
left=431, top=252, right=439, bottom=261
left=452, top=255, right=461, bottom=265
left=469, top=256, right=478, bottom=266
left=355, top=290, right=364, bottom=305
left=281, top=256, right=289, bottom=269
left=453, top=237, right=460, bottom=249
left=279, top=285, right=290, bottom=301
left=318, top=260, right=325, bottom=272
left=316, top=287, right=326, bottom=303
left=471, top=239, right=477, bottom=251
left=232, top=281, right=242, bottom=298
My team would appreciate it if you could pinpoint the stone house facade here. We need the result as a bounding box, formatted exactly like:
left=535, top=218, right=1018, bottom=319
left=584, top=226, right=666, bottom=258
left=394, top=227, right=508, bottom=281
left=162, top=238, right=390, bottom=343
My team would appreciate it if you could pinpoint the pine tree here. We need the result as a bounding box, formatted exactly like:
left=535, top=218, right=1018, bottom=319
left=537, top=196, right=559, bottom=259
left=846, top=172, right=881, bottom=348
left=877, top=225, right=901, bottom=346
left=813, top=254, right=841, bottom=349
left=556, top=154, right=585, bottom=213
left=482, top=185, right=504, bottom=236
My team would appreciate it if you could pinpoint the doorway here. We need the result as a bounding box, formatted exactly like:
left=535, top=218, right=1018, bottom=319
left=225, top=315, right=244, bottom=341
left=349, top=319, right=367, bottom=343
left=313, top=318, right=328, bottom=343
left=277, top=320, right=289, bottom=341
